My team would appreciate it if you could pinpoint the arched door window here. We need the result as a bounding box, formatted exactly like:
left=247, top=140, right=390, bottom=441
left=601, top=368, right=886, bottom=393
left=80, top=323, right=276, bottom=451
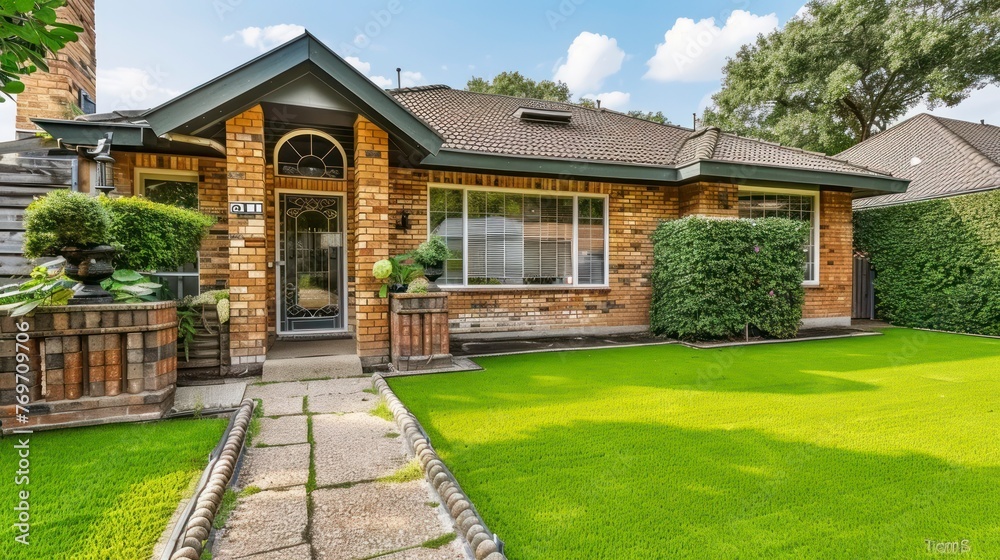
left=273, top=129, right=347, bottom=179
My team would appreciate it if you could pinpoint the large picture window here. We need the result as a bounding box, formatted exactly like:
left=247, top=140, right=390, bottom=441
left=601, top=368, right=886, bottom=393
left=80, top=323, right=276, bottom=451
left=429, top=187, right=608, bottom=287
left=738, top=189, right=819, bottom=284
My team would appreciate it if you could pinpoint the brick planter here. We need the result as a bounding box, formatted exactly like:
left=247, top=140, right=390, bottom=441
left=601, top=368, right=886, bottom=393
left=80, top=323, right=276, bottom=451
left=390, top=293, right=453, bottom=371
left=0, top=301, right=178, bottom=433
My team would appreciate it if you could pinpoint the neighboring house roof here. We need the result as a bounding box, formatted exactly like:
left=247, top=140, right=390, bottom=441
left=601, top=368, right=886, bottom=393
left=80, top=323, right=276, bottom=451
left=23, top=32, right=909, bottom=196
left=838, top=113, right=1000, bottom=209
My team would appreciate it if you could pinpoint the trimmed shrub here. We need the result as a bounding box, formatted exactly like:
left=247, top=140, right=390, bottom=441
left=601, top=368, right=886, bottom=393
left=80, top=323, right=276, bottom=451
left=650, top=216, right=808, bottom=340
left=854, top=190, right=1000, bottom=335
left=102, top=196, right=215, bottom=271
left=23, top=190, right=112, bottom=258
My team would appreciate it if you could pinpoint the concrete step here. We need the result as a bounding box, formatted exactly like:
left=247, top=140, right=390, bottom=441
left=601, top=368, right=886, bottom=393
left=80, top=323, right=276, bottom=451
left=262, top=354, right=364, bottom=383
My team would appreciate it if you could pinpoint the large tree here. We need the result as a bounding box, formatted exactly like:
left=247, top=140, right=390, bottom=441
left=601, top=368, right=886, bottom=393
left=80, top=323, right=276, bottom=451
left=0, top=0, right=81, bottom=103
left=468, top=72, right=671, bottom=124
left=703, top=0, right=1000, bottom=154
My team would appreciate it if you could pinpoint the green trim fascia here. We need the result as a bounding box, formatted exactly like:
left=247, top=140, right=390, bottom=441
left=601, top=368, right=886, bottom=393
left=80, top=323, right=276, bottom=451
left=420, top=150, right=679, bottom=184
left=30, top=119, right=148, bottom=146
left=679, top=160, right=909, bottom=193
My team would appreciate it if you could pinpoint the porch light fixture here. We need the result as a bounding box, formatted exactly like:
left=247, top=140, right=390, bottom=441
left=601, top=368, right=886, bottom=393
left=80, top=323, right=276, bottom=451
left=395, top=210, right=411, bottom=231
left=88, top=132, right=116, bottom=196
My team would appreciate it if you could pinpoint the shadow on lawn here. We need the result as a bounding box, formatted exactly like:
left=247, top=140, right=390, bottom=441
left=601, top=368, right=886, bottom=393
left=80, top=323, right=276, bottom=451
left=447, top=421, right=1000, bottom=560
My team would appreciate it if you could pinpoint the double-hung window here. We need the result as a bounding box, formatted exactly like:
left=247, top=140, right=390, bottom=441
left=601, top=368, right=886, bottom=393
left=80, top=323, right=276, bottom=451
left=737, top=188, right=819, bottom=284
left=428, top=186, right=608, bottom=287
left=136, top=169, right=201, bottom=297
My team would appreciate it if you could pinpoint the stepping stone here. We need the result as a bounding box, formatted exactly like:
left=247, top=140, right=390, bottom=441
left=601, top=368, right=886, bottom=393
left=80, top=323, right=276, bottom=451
left=256, top=416, right=308, bottom=447
left=262, top=355, right=362, bottom=382
left=246, top=380, right=309, bottom=400
left=261, top=395, right=307, bottom=417
left=308, top=392, right=377, bottom=414
left=304, top=377, right=372, bottom=396
left=241, top=443, right=310, bottom=490
left=234, top=543, right=313, bottom=559
left=379, top=539, right=467, bottom=559
left=214, top=486, right=308, bottom=559
left=312, top=413, right=406, bottom=486
left=310, top=481, right=449, bottom=560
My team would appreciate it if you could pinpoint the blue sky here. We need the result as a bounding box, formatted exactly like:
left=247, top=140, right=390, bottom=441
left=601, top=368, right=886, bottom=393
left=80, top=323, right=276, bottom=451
left=2, top=0, right=998, bottom=139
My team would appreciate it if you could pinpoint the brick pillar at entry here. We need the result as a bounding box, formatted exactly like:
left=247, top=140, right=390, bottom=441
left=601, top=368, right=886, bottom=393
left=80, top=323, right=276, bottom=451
left=353, top=116, right=391, bottom=367
left=226, top=105, right=268, bottom=373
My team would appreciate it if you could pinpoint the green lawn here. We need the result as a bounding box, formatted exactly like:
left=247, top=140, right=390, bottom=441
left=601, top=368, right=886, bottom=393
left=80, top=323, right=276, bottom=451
left=0, top=418, right=227, bottom=560
left=389, top=329, right=1000, bottom=559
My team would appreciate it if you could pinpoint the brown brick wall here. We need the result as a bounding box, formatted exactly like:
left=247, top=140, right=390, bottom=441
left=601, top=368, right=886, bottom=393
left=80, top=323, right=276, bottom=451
left=679, top=182, right=739, bottom=218
left=804, top=189, right=853, bottom=320
left=388, top=169, right=680, bottom=334
left=353, top=117, right=391, bottom=364
left=226, top=107, right=268, bottom=368
left=15, top=0, right=96, bottom=132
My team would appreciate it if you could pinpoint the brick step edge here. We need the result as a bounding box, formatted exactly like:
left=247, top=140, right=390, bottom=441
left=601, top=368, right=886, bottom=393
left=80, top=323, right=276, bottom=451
left=372, top=374, right=507, bottom=560
left=164, top=398, right=256, bottom=560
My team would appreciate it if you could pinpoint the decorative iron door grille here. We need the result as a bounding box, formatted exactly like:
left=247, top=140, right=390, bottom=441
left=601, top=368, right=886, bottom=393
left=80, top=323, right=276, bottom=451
left=278, top=194, right=345, bottom=333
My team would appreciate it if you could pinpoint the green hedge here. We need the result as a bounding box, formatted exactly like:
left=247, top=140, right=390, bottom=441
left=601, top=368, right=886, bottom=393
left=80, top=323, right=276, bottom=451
left=854, top=191, right=1000, bottom=335
left=102, top=197, right=215, bottom=272
left=650, top=216, right=808, bottom=340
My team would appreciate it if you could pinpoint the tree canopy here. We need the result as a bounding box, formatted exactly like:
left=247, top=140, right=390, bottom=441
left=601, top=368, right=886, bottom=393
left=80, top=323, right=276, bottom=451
left=0, top=0, right=82, bottom=102
left=703, top=0, right=1000, bottom=154
left=467, top=72, right=670, bottom=124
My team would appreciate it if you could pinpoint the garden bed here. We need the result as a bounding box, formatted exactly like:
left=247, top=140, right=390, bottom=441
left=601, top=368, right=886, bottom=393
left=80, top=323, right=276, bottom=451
left=0, top=418, right=227, bottom=559
left=389, top=329, right=1000, bottom=559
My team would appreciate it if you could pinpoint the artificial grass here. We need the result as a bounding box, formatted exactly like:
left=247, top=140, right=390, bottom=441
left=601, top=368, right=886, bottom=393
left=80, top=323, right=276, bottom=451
left=389, top=329, right=1000, bottom=559
left=0, top=418, right=227, bottom=559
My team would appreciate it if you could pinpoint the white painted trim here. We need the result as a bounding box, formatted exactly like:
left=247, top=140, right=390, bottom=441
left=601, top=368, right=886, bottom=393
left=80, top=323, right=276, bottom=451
left=273, top=189, right=349, bottom=336
left=426, top=183, right=611, bottom=289
left=134, top=167, right=199, bottom=197
left=737, top=185, right=821, bottom=286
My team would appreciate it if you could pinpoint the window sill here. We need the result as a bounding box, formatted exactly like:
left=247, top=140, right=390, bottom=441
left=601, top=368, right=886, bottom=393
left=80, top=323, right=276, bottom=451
left=440, top=285, right=612, bottom=293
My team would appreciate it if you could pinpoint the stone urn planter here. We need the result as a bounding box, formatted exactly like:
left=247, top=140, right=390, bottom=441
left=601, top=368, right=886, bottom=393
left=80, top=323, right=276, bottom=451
left=60, top=244, right=116, bottom=304
left=422, top=261, right=444, bottom=291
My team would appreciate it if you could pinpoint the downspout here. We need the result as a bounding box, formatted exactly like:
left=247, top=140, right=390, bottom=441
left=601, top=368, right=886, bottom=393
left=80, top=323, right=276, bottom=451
left=159, top=133, right=226, bottom=156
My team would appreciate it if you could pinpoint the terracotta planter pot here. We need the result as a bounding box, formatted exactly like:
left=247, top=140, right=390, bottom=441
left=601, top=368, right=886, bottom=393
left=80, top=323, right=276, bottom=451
left=60, top=244, right=116, bottom=305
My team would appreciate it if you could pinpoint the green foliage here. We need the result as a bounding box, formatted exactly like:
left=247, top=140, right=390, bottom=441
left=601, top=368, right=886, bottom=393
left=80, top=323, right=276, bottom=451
left=377, top=459, right=424, bottom=483
left=101, top=196, right=215, bottom=271
left=100, top=269, right=163, bottom=303
left=0, top=0, right=83, bottom=102
left=176, top=308, right=198, bottom=361
left=704, top=0, right=1000, bottom=154
left=626, top=110, right=670, bottom=124
left=407, top=277, right=430, bottom=294
left=389, top=330, right=1000, bottom=558
left=0, top=418, right=226, bottom=559
left=421, top=533, right=457, bottom=549
left=466, top=71, right=571, bottom=102
left=376, top=256, right=423, bottom=298
left=369, top=398, right=394, bottom=422
left=22, top=190, right=111, bottom=258
left=176, top=290, right=231, bottom=361
left=0, top=264, right=74, bottom=315
left=409, top=235, right=452, bottom=268
left=855, top=191, right=1000, bottom=335
left=650, top=217, right=808, bottom=340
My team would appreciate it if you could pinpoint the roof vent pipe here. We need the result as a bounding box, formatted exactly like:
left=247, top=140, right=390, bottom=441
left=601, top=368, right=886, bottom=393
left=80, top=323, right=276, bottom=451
left=596, top=99, right=601, bottom=111
left=396, top=68, right=402, bottom=89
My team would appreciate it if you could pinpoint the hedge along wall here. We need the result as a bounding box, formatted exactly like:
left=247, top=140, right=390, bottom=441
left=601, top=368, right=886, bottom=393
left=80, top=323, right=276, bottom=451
left=854, top=190, right=1000, bottom=335
left=650, top=216, right=809, bottom=340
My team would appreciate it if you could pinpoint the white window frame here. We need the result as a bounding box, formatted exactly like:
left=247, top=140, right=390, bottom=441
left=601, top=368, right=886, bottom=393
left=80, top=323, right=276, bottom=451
left=273, top=128, right=348, bottom=181
left=427, top=183, right=610, bottom=289
left=737, top=186, right=821, bottom=287
left=135, top=168, right=202, bottom=297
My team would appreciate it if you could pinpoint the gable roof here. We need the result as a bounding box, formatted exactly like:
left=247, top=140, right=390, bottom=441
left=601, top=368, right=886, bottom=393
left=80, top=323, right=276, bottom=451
left=838, top=113, right=1000, bottom=208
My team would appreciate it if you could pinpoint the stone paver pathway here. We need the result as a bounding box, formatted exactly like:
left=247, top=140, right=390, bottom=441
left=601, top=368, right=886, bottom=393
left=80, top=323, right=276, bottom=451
left=213, top=376, right=468, bottom=560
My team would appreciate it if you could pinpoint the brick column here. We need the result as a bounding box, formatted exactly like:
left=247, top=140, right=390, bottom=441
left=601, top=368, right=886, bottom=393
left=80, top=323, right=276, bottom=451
left=353, top=116, right=391, bottom=366
left=678, top=182, right=739, bottom=218
left=803, top=188, right=853, bottom=324
left=226, top=106, right=269, bottom=372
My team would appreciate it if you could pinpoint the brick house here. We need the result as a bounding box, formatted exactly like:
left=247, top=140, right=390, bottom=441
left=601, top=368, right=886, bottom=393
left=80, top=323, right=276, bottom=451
left=12, top=5, right=908, bottom=372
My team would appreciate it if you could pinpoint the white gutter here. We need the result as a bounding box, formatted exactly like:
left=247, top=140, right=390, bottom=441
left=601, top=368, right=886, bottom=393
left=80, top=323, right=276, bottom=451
left=159, top=133, right=226, bottom=155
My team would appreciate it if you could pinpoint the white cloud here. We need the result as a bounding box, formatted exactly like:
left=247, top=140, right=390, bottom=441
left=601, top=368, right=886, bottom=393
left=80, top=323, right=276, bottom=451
left=224, top=24, right=305, bottom=52
left=554, top=32, right=626, bottom=93
left=0, top=97, right=15, bottom=141
left=899, top=85, right=1000, bottom=126
left=645, top=10, right=779, bottom=83
left=368, top=70, right=424, bottom=89
left=368, top=75, right=394, bottom=88
left=344, top=56, right=371, bottom=74
left=97, top=67, right=182, bottom=111
left=582, top=91, right=631, bottom=111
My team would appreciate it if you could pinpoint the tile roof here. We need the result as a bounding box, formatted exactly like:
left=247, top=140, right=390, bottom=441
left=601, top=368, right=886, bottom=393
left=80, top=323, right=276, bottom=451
left=389, top=86, right=887, bottom=177
left=839, top=113, right=1000, bottom=208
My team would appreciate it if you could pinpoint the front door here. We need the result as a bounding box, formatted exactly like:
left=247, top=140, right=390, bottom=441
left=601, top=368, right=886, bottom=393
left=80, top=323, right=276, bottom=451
left=277, top=193, right=346, bottom=334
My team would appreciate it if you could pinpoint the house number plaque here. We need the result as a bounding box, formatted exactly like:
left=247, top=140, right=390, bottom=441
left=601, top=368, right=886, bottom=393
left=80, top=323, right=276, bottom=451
left=230, top=201, right=264, bottom=215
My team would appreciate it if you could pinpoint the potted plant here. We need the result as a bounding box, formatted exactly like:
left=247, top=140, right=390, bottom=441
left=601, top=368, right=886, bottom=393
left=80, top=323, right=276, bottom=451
left=23, top=190, right=116, bottom=304
left=409, top=236, right=452, bottom=288
left=373, top=256, right=423, bottom=297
